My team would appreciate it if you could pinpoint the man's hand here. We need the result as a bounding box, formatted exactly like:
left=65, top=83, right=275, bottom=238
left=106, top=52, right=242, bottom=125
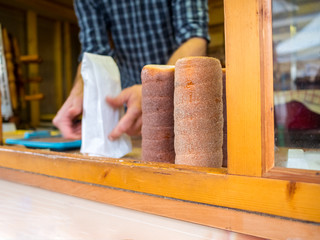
left=106, top=84, right=142, bottom=140
left=52, top=94, right=83, bottom=139
left=53, top=63, right=83, bottom=139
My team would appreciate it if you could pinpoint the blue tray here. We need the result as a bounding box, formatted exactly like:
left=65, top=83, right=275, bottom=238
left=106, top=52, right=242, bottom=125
left=5, top=130, right=81, bottom=151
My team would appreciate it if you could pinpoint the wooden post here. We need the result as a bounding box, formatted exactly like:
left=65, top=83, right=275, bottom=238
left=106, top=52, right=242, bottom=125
left=26, top=11, right=40, bottom=127
left=2, top=28, right=18, bottom=111
left=63, top=22, right=72, bottom=97
left=54, top=21, right=63, bottom=110
left=224, top=0, right=274, bottom=176
left=259, top=0, right=274, bottom=173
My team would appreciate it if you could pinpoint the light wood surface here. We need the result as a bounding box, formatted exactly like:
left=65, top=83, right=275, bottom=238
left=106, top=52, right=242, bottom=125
left=264, top=167, right=320, bottom=184
left=1, top=168, right=319, bottom=240
left=0, top=146, right=319, bottom=223
left=225, top=0, right=263, bottom=176
left=258, top=0, right=275, bottom=173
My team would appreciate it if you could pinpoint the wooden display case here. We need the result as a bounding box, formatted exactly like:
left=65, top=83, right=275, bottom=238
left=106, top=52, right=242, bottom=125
left=0, top=0, right=319, bottom=239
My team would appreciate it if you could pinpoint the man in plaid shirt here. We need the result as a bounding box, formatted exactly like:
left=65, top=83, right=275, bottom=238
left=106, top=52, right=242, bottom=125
left=53, top=0, right=210, bottom=140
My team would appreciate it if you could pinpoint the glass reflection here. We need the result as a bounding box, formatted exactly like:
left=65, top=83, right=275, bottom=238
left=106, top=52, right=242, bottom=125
left=273, top=0, right=320, bottom=170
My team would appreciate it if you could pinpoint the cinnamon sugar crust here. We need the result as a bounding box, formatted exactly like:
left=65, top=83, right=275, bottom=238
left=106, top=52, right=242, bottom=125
left=174, top=57, right=223, bottom=167
left=141, top=65, right=175, bottom=163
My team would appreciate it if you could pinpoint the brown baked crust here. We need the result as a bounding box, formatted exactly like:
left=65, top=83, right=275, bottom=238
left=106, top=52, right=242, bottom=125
left=174, top=57, right=223, bottom=167
left=141, top=65, right=175, bottom=163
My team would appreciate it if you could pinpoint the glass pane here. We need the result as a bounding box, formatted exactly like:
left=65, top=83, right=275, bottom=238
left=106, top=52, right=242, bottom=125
left=273, top=0, right=320, bottom=170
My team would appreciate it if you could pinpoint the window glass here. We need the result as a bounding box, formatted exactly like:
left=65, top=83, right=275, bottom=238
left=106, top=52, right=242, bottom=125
left=273, top=0, right=320, bottom=170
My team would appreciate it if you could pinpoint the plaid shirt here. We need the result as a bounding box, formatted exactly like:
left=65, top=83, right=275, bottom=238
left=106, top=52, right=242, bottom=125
left=74, top=0, right=209, bottom=89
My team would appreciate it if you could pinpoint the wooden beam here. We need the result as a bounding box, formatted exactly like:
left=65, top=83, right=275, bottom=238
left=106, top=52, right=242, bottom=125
left=54, top=21, right=63, bottom=109
left=26, top=76, right=42, bottom=83
left=63, top=22, right=73, bottom=97
left=224, top=0, right=262, bottom=176
left=2, top=28, right=18, bottom=111
left=26, top=11, right=40, bottom=127
left=0, top=0, right=77, bottom=23
left=259, top=0, right=274, bottom=173
left=20, top=55, right=42, bottom=63
left=0, top=146, right=319, bottom=223
left=24, top=93, right=44, bottom=101
left=264, top=167, right=320, bottom=184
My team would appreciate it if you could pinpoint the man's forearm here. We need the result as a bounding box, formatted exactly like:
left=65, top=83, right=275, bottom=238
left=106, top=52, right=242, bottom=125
left=167, top=37, right=208, bottom=65
left=70, top=62, right=84, bottom=97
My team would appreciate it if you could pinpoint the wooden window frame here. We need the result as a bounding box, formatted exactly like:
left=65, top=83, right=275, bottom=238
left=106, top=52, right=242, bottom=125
left=0, top=0, right=319, bottom=238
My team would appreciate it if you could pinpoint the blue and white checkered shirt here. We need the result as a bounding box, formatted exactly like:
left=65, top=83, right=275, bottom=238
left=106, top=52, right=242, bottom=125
left=74, top=0, right=210, bottom=89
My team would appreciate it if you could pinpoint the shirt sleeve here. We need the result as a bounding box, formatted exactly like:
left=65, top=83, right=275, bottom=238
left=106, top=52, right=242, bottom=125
left=171, top=0, right=210, bottom=45
left=74, top=0, right=113, bottom=62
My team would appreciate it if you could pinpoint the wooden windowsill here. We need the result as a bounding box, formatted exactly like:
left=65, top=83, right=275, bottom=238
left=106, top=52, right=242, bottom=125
left=0, top=147, right=319, bottom=240
left=264, top=167, right=320, bottom=184
left=0, top=146, right=319, bottom=225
